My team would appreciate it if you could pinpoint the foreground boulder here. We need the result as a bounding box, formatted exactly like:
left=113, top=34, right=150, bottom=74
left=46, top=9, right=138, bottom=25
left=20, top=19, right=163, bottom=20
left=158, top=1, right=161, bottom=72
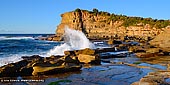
left=32, top=64, right=81, bottom=76
left=64, top=48, right=101, bottom=64
left=77, top=54, right=100, bottom=64
left=0, top=55, right=82, bottom=77
left=32, top=55, right=81, bottom=76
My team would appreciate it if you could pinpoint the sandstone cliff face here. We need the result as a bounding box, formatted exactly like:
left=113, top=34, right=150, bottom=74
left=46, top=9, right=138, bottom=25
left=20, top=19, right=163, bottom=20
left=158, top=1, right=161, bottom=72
left=149, top=27, right=170, bottom=52
left=56, top=9, right=170, bottom=40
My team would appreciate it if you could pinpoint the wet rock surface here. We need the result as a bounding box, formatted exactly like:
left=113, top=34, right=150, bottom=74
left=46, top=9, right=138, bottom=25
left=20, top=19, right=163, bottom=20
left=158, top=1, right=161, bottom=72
left=1, top=55, right=164, bottom=85
left=1, top=55, right=170, bottom=85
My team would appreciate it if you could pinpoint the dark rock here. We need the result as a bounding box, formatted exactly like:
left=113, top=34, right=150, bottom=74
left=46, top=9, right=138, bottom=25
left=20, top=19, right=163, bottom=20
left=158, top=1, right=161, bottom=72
left=0, top=64, right=18, bottom=77
left=64, top=55, right=79, bottom=64
left=107, top=39, right=122, bottom=45
left=49, top=55, right=63, bottom=59
left=96, top=47, right=117, bottom=53
left=11, top=60, right=29, bottom=69
left=64, top=51, right=76, bottom=56
left=115, top=44, right=128, bottom=51
left=163, top=52, right=170, bottom=56
left=99, top=52, right=128, bottom=59
left=126, top=41, right=139, bottom=46
left=113, top=40, right=123, bottom=44
left=0, top=60, right=29, bottom=77
left=19, top=66, right=33, bottom=76
left=22, top=55, right=43, bottom=61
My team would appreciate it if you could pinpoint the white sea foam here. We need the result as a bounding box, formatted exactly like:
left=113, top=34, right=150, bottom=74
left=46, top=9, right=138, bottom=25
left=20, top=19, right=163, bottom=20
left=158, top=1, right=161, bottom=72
left=46, top=27, right=95, bottom=56
left=0, top=55, right=23, bottom=67
left=0, top=36, right=34, bottom=40
left=93, top=41, right=111, bottom=48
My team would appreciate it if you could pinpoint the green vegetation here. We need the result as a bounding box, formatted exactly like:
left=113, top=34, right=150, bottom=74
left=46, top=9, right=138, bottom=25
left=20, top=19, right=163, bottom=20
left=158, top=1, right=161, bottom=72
left=48, top=80, right=72, bottom=85
left=109, top=14, right=170, bottom=28
left=74, top=8, right=170, bottom=28
left=133, top=62, right=142, bottom=64
left=93, top=8, right=99, bottom=13
left=75, top=8, right=81, bottom=12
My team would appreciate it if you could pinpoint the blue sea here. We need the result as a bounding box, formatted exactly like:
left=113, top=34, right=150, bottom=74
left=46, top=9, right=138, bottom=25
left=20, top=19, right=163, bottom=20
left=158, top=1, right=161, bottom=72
left=0, top=34, right=61, bottom=66
left=0, top=32, right=110, bottom=66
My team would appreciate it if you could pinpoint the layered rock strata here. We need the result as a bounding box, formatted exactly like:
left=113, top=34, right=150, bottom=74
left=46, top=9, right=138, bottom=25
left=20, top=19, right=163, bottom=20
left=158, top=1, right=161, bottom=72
left=54, top=9, right=170, bottom=41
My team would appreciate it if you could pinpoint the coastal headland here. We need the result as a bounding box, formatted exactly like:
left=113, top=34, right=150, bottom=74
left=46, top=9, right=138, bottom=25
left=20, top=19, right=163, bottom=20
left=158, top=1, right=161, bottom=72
left=47, top=8, right=170, bottom=41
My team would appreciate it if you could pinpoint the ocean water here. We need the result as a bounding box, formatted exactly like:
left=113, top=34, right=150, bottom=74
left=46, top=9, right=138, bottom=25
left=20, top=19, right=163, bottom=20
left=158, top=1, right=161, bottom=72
left=0, top=28, right=110, bottom=66
left=0, top=34, right=61, bottom=66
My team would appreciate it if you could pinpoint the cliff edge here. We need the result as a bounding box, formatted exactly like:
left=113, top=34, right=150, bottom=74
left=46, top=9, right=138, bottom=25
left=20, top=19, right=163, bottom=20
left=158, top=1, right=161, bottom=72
left=55, top=8, right=170, bottom=40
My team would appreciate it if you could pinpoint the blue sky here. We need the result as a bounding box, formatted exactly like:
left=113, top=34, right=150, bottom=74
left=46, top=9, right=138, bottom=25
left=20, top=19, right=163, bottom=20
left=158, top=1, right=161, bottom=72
left=0, top=0, right=170, bottom=34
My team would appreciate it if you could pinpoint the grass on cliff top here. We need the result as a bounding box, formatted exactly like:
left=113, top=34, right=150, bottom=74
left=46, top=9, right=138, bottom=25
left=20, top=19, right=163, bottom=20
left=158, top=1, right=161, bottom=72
left=74, top=8, right=170, bottom=28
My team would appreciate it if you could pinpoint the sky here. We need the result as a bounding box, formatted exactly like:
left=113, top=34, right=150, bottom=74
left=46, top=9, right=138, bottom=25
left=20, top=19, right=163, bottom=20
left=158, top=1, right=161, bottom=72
left=0, top=0, right=170, bottom=34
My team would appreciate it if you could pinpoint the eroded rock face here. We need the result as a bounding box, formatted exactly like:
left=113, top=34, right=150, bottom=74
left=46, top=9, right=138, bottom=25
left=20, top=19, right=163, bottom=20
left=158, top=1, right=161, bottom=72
left=54, top=9, right=169, bottom=41
left=150, top=28, right=170, bottom=54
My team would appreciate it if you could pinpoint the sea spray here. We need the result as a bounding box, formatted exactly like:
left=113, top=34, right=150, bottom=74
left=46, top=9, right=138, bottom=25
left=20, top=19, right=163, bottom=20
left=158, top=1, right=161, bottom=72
left=47, top=27, right=95, bottom=56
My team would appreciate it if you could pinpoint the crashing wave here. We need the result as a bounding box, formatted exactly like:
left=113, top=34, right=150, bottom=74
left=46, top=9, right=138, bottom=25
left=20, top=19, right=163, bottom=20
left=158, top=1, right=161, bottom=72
left=47, top=27, right=95, bottom=56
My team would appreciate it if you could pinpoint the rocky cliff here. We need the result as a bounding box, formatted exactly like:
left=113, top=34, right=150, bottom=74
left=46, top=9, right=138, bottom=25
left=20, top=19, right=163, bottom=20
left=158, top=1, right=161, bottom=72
left=149, top=28, right=170, bottom=52
left=56, top=9, right=170, bottom=40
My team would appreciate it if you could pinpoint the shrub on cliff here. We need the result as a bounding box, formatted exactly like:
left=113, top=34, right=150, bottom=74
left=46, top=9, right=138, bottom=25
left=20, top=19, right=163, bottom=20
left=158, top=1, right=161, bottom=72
left=93, top=8, right=99, bottom=13
left=75, top=8, right=81, bottom=12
